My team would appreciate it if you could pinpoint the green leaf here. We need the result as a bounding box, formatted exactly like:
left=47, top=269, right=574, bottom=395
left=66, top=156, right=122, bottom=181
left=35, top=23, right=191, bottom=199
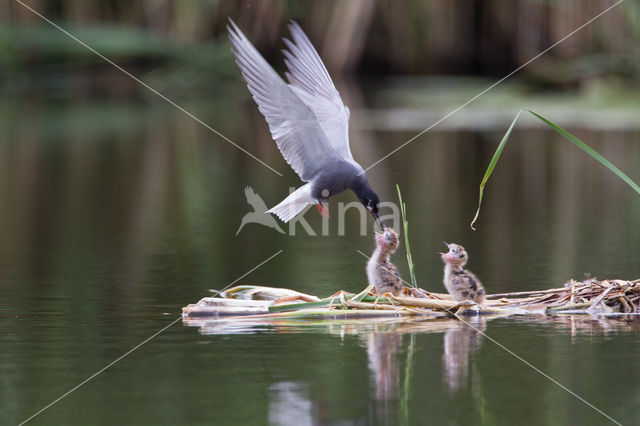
left=352, top=284, right=374, bottom=302
left=396, top=185, right=418, bottom=288
left=470, top=108, right=523, bottom=230
left=527, top=109, right=640, bottom=195
left=471, top=108, right=640, bottom=230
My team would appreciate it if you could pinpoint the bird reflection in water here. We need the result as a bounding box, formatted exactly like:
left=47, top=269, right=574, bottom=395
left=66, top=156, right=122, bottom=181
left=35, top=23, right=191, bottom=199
left=268, top=381, right=316, bottom=426
left=366, top=330, right=403, bottom=401
left=362, top=327, right=403, bottom=423
left=442, top=318, right=486, bottom=394
left=360, top=317, right=487, bottom=413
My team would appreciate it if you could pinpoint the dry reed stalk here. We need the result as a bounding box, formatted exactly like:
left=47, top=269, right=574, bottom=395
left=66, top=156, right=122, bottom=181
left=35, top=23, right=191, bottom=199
left=485, top=287, right=570, bottom=299
left=343, top=300, right=401, bottom=311
left=390, top=295, right=470, bottom=311
left=618, top=296, right=631, bottom=313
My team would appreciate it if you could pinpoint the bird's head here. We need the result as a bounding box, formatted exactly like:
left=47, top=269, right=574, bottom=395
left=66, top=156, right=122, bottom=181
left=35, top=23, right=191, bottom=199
left=364, top=193, right=382, bottom=229
left=440, top=242, right=468, bottom=268
left=376, top=228, right=399, bottom=254
left=352, top=178, right=382, bottom=228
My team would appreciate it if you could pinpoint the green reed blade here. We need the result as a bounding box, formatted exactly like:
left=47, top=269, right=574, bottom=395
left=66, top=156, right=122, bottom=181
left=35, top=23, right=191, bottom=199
left=396, top=185, right=418, bottom=288
left=401, top=333, right=416, bottom=424
left=470, top=109, right=523, bottom=230
left=527, top=109, right=640, bottom=195
left=352, top=284, right=374, bottom=302
left=471, top=108, right=640, bottom=230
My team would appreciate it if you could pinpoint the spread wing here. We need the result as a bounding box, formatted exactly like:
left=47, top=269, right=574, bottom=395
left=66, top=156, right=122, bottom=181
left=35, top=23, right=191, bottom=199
left=283, top=21, right=357, bottom=166
left=228, top=20, right=343, bottom=182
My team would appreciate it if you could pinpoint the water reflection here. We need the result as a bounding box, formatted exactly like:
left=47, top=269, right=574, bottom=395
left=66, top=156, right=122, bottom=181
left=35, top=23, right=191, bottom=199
left=365, top=330, right=402, bottom=401
left=184, top=312, right=640, bottom=423
left=442, top=318, right=485, bottom=394
left=268, top=382, right=315, bottom=426
left=359, top=318, right=487, bottom=409
left=184, top=313, right=640, bottom=339
left=514, top=314, right=640, bottom=341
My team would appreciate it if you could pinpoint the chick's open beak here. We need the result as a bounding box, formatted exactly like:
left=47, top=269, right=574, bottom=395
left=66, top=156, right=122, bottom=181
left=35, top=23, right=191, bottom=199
left=439, top=241, right=450, bottom=255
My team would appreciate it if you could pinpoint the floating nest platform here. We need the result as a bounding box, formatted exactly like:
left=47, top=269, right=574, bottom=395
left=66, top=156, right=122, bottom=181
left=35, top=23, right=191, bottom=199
left=182, top=279, right=640, bottom=320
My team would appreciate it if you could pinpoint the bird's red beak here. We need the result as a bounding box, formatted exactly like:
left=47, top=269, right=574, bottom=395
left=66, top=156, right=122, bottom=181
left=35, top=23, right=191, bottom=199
left=316, top=203, right=330, bottom=218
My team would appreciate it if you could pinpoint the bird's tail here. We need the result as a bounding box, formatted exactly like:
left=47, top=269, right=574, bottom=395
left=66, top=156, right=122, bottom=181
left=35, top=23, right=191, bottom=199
left=267, top=183, right=314, bottom=223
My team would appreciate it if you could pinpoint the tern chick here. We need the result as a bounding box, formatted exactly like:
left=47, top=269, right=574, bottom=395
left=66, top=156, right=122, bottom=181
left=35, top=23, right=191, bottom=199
left=440, top=243, right=485, bottom=304
left=367, top=228, right=404, bottom=296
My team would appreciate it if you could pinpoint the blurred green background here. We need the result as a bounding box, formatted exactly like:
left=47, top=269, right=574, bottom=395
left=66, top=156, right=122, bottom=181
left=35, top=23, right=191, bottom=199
left=3, top=0, right=640, bottom=95
left=2, top=1, right=640, bottom=425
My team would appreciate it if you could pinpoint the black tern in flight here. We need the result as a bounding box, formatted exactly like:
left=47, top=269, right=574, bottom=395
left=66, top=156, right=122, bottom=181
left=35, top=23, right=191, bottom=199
left=228, top=20, right=382, bottom=227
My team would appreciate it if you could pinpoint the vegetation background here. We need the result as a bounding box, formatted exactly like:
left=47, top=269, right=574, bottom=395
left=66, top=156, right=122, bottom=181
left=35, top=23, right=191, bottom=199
left=3, top=0, right=640, bottom=96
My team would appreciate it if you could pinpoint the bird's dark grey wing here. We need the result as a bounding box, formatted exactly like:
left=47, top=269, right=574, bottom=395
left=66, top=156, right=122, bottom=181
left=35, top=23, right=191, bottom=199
left=228, top=20, right=343, bottom=182
left=283, top=22, right=358, bottom=167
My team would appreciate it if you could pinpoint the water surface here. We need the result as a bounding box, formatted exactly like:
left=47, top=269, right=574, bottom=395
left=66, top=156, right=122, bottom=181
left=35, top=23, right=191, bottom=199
left=1, top=91, right=639, bottom=425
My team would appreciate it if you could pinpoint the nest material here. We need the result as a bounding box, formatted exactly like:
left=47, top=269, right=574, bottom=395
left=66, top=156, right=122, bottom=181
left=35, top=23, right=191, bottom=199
left=485, top=278, right=640, bottom=314
left=182, top=279, right=640, bottom=319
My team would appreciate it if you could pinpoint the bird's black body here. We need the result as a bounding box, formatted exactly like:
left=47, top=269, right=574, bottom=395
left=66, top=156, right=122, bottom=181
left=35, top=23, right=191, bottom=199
left=310, top=160, right=359, bottom=199
left=310, top=162, right=380, bottom=218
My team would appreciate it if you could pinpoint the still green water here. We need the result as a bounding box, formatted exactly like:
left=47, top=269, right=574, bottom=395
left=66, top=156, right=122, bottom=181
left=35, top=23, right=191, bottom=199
left=1, top=94, right=640, bottom=425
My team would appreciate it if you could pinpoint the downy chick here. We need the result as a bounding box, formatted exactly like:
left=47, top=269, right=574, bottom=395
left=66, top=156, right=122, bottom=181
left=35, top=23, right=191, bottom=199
left=367, top=228, right=404, bottom=296
left=440, top=243, right=485, bottom=304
